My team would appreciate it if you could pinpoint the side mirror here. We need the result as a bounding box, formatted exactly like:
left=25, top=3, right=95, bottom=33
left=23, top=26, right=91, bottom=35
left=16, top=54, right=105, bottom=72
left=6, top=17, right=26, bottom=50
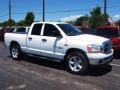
left=52, top=31, right=63, bottom=38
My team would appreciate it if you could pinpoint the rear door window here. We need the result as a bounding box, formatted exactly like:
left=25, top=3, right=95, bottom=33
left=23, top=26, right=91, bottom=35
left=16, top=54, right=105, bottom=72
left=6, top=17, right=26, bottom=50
left=31, top=24, right=43, bottom=35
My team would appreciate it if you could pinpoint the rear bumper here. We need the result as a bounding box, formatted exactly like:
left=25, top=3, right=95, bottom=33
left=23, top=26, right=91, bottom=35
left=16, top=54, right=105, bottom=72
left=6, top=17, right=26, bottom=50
left=86, top=50, right=113, bottom=65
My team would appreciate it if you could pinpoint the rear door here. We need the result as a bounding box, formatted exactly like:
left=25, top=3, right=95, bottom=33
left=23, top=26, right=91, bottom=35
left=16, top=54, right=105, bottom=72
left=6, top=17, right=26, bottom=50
left=27, top=23, right=43, bottom=55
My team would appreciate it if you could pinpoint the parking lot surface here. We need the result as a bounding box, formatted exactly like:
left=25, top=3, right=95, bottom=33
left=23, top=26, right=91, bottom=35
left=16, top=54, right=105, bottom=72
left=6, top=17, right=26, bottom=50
left=0, top=42, right=120, bottom=90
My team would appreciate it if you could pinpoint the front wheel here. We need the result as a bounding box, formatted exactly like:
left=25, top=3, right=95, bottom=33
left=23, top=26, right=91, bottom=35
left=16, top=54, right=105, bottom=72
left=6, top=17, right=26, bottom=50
left=10, top=44, right=22, bottom=60
left=66, top=52, right=88, bottom=75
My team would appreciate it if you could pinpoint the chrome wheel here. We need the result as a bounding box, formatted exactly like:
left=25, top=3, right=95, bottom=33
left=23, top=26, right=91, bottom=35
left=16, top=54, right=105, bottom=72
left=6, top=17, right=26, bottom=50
left=11, top=47, right=18, bottom=59
left=69, top=56, right=83, bottom=72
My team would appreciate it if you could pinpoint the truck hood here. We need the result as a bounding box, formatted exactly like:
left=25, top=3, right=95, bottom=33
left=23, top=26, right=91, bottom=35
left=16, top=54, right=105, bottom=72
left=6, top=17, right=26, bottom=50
left=68, top=34, right=109, bottom=45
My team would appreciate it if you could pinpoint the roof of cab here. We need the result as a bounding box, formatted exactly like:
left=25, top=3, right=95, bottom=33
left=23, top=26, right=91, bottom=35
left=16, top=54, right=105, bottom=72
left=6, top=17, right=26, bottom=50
left=33, top=22, right=67, bottom=24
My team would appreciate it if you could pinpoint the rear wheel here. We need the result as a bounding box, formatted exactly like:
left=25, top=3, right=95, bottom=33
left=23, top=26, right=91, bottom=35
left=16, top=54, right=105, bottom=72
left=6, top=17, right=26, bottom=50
left=10, top=44, right=22, bottom=60
left=66, top=52, right=88, bottom=75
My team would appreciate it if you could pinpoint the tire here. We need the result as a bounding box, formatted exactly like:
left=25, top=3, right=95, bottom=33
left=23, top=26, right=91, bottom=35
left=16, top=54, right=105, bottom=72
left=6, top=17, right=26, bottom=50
left=66, top=52, right=88, bottom=75
left=10, top=44, right=22, bottom=60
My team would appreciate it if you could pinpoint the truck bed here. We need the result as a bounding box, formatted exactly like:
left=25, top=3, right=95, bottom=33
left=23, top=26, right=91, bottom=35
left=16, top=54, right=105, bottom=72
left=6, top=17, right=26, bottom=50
left=4, top=33, right=27, bottom=52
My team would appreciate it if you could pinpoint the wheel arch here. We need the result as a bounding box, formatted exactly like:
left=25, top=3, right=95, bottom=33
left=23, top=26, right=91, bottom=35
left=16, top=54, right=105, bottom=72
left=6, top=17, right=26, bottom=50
left=64, top=48, right=89, bottom=64
left=9, top=41, right=23, bottom=60
left=10, top=41, right=21, bottom=50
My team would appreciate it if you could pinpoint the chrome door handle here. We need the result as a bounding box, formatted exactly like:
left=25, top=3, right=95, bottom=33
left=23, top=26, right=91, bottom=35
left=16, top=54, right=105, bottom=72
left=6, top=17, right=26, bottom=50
left=42, top=39, right=47, bottom=42
left=28, top=37, right=32, bottom=40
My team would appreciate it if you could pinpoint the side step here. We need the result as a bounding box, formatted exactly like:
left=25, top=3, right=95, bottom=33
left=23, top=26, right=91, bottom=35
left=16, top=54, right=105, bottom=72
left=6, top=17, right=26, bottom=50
left=27, top=54, right=62, bottom=62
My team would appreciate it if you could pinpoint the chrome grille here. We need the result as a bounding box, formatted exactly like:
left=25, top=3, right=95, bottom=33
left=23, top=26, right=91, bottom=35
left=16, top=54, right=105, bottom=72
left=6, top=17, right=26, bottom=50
left=103, top=41, right=112, bottom=54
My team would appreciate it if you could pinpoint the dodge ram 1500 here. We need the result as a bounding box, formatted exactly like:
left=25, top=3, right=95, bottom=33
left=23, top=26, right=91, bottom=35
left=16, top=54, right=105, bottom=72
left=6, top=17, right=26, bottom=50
left=4, top=22, right=113, bottom=74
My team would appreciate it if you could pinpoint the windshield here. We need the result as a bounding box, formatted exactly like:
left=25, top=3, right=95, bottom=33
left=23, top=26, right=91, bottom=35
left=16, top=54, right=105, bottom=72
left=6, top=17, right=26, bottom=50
left=96, top=28, right=119, bottom=37
left=57, top=24, right=82, bottom=36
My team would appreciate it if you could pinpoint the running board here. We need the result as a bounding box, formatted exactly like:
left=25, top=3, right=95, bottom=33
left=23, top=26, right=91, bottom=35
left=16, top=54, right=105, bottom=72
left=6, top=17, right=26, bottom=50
left=27, top=54, right=62, bottom=62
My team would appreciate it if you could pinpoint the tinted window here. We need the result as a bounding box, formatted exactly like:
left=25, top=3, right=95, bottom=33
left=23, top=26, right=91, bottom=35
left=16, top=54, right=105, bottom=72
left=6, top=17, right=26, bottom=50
left=96, top=28, right=119, bottom=37
left=31, top=24, right=42, bottom=35
left=58, top=24, right=82, bottom=36
left=44, top=24, right=61, bottom=37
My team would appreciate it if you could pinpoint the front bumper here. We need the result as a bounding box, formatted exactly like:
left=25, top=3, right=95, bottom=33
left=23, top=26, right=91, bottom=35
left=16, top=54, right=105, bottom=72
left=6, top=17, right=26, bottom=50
left=86, top=50, right=113, bottom=65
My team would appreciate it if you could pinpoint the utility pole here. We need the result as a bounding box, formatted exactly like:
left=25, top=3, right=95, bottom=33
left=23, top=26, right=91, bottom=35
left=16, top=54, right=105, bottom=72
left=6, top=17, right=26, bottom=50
left=43, top=0, right=45, bottom=22
left=104, top=0, right=107, bottom=20
left=9, top=0, right=11, bottom=28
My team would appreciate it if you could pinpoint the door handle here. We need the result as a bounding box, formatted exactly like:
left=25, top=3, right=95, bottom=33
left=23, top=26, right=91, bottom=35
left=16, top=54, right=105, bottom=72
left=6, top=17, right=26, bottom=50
left=28, top=37, right=32, bottom=40
left=42, top=39, right=47, bottom=42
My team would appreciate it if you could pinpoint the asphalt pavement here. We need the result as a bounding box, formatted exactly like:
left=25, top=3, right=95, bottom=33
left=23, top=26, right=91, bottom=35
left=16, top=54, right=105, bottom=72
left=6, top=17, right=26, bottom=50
left=0, top=42, right=120, bottom=90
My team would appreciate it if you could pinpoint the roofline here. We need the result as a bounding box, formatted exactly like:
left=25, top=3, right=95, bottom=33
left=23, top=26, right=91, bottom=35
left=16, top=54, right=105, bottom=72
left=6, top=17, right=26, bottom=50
left=33, top=21, right=68, bottom=24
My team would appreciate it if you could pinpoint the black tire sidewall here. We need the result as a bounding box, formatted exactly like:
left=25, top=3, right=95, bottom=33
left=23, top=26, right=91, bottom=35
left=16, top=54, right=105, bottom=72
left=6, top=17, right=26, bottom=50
left=10, top=44, right=22, bottom=60
left=66, top=52, right=88, bottom=75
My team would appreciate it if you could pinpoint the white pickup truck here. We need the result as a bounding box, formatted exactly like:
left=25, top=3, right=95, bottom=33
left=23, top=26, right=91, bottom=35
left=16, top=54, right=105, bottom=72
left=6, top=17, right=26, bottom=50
left=4, top=22, right=113, bottom=74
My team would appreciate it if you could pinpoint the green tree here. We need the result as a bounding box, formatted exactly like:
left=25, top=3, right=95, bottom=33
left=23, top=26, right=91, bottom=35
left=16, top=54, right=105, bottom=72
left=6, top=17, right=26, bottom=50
left=0, top=22, right=2, bottom=27
left=2, top=21, right=8, bottom=26
left=117, top=20, right=120, bottom=26
left=75, top=15, right=89, bottom=26
left=8, top=19, right=16, bottom=26
left=2, top=19, right=16, bottom=27
left=89, top=6, right=105, bottom=28
left=17, top=20, right=25, bottom=26
left=67, top=21, right=75, bottom=25
left=103, top=13, right=109, bottom=23
left=25, top=12, right=35, bottom=26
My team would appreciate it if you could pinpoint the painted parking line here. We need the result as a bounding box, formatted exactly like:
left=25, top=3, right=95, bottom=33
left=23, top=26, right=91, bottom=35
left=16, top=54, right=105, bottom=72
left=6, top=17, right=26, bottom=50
left=110, top=63, right=120, bottom=67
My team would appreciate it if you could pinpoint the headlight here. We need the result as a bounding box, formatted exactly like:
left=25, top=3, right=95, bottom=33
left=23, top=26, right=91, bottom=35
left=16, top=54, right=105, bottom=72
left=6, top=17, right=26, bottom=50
left=87, top=44, right=102, bottom=53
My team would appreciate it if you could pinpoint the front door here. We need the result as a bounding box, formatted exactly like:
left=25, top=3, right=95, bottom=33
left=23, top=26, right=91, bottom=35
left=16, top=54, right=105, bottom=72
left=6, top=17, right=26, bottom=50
left=40, top=24, right=65, bottom=59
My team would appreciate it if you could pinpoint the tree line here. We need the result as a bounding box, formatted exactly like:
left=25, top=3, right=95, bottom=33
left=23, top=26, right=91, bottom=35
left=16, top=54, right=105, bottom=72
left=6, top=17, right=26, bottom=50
left=0, top=12, right=35, bottom=27
left=69, top=6, right=120, bottom=28
left=0, top=6, right=120, bottom=28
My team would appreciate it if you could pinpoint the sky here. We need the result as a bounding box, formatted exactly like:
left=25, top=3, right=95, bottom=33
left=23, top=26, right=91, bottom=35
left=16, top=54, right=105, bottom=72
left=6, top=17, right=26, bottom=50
left=0, top=0, right=120, bottom=22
